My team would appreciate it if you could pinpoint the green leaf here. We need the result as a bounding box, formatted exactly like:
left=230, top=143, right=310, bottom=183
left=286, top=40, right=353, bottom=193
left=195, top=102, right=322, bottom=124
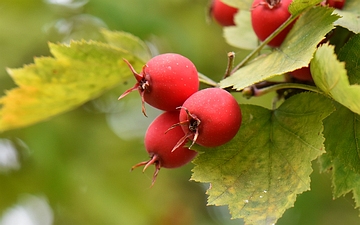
left=311, top=44, right=360, bottom=115
left=333, top=0, right=360, bottom=33
left=338, top=33, right=360, bottom=84
left=320, top=154, right=360, bottom=213
left=220, top=6, right=338, bottom=90
left=223, top=10, right=259, bottom=50
left=101, top=29, right=152, bottom=62
left=0, top=40, right=145, bottom=132
left=328, top=158, right=360, bottom=209
left=191, top=92, right=334, bottom=225
left=321, top=102, right=360, bottom=176
left=288, top=0, right=323, bottom=16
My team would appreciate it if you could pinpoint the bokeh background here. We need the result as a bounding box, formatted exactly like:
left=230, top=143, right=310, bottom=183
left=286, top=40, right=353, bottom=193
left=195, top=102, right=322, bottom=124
left=0, top=0, right=359, bottom=224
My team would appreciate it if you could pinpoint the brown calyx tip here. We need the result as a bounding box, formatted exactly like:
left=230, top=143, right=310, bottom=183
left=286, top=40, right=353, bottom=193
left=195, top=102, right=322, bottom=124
left=253, top=0, right=281, bottom=9
left=119, top=58, right=150, bottom=116
left=170, top=106, right=201, bottom=152
left=123, top=58, right=144, bottom=82
left=266, top=0, right=282, bottom=8
left=131, top=154, right=161, bottom=187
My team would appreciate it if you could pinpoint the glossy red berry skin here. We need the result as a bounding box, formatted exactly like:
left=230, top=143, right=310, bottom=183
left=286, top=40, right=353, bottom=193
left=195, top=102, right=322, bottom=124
left=143, top=54, right=199, bottom=111
left=290, top=66, right=313, bottom=81
left=144, top=111, right=197, bottom=169
left=179, top=88, right=242, bottom=147
left=211, top=0, right=239, bottom=26
left=251, top=0, right=294, bottom=47
left=327, top=0, right=346, bottom=9
left=119, top=53, right=199, bottom=115
left=132, top=111, right=198, bottom=186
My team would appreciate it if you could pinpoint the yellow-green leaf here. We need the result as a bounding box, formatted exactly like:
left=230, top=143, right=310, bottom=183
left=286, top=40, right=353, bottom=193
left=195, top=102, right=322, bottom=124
left=288, top=0, right=323, bottom=16
left=0, top=39, right=145, bottom=132
left=311, top=44, right=360, bottom=115
left=101, top=29, right=152, bottom=62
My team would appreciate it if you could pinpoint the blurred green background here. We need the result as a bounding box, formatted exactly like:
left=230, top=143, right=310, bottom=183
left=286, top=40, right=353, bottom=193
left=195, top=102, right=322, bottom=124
left=0, top=0, right=359, bottom=224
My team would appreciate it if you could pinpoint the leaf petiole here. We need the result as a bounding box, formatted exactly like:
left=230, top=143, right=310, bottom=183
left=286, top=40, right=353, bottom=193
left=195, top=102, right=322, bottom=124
left=223, top=52, right=236, bottom=79
left=243, top=82, right=323, bottom=98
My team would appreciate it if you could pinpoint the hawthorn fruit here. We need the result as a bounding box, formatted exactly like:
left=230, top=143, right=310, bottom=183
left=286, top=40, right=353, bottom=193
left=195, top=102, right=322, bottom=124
left=132, top=111, right=198, bottom=186
left=210, top=0, right=238, bottom=26
left=251, top=0, right=294, bottom=47
left=174, top=88, right=242, bottom=148
left=119, top=53, right=199, bottom=116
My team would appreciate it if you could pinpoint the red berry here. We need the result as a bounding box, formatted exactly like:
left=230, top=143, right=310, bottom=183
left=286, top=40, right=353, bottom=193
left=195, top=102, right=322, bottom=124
left=132, top=111, right=198, bottom=186
left=210, top=0, right=239, bottom=26
left=251, top=0, right=295, bottom=47
left=175, top=88, right=242, bottom=148
left=290, top=65, right=313, bottom=81
left=119, top=53, right=199, bottom=115
left=326, top=0, right=346, bottom=9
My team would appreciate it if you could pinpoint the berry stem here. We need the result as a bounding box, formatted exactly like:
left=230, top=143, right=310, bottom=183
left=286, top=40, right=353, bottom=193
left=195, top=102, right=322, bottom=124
left=223, top=52, right=235, bottom=79
left=231, top=14, right=299, bottom=74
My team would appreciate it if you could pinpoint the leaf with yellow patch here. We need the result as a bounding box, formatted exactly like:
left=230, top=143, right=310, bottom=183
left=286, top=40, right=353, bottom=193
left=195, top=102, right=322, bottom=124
left=0, top=35, right=147, bottom=132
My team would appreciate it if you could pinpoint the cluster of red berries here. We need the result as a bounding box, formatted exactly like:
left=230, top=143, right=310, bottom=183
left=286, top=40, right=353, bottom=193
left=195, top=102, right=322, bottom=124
left=210, top=0, right=346, bottom=81
left=119, top=53, right=242, bottom=186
